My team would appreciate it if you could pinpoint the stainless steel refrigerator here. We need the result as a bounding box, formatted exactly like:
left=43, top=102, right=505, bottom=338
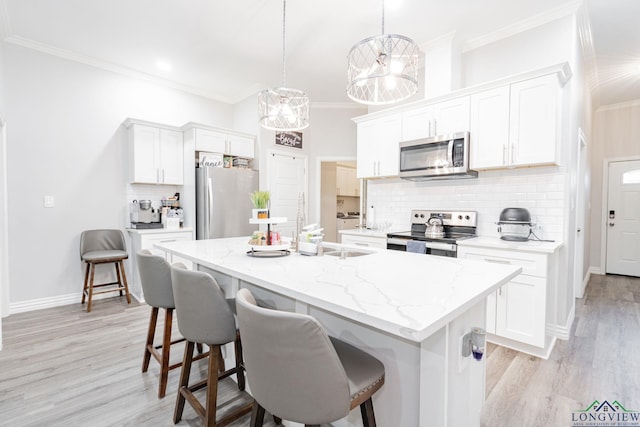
left=196, top=167, right=259, bottom=240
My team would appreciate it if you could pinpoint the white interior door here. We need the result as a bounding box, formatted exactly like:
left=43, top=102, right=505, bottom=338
left=606, top=160, right=640, bottom=276
left=267, top=152, right=307, bottom=239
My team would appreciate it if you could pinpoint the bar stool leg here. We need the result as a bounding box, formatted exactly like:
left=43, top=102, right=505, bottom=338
left=115, top=261, right=124, bottom=296
left=142, top=307, right=159, bottom=372
left=206, top=346, right=221, bottom=426
left=118, top=260, right=132, bottom=304
left=234, top=332, right=246, bottom=391
left=87, top=262, right=96, bottom=312
left=360, top=398, right=376, bottom=427
left=158, top=307, right=173, bottom=398
left=174, top=341, right=195, bottom=424
left=250, top=402, right=266, bottom=427
left=81, top=262, right=90, bottom=305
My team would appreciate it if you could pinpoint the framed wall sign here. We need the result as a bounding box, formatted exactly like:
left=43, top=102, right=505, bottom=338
left=275, top=131, right=303, bottom=149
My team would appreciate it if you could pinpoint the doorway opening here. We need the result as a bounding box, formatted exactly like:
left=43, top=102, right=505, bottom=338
left=317, top=158, right=360, bottom=243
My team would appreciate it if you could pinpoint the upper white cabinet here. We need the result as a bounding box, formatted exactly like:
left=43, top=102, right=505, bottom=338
left=509, top=74, right=560, bottom=167
left=193, top=127, right=255, bottom=159
left=336, top=166, right=359, bottom=197
left=470, top=74, right=561, bottom=170
left=401, top=97, right=470, bottom=141
left=127, top=121, right=184, bottom=185
left=356, top=113, right=401, bottom=179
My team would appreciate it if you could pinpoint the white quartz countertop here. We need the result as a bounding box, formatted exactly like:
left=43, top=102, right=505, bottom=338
left=155, top=237, right=521, bottom=342
left=127, top=227, right=193, bottom=235
left=458, top=236, right=563, bottom=253
left=338, top=228, right=397, bottom=238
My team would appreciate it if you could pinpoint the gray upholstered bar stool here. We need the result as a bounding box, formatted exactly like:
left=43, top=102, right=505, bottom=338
left=170, top=264, right=252, bottom=426
left=80, top=229, right=131, bottom=312
left=136, top=250, right=206, bottom=398
left=235, top=288, right=386, bottom=427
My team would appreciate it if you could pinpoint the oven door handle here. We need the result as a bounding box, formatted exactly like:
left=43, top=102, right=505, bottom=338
left=424, top=241, right=457, bottom=252
left=387, top=237, right=409, bottom=246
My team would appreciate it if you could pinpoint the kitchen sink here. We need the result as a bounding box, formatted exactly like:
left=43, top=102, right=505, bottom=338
left=324, top=249, right=371, bottom=258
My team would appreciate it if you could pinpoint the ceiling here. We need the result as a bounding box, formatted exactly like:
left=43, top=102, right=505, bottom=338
left=1, top=0, right=639, bottom=108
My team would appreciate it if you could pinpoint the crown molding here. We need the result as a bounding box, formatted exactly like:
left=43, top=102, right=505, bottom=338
left=462, top=0, right=582, bottom=53
left=4, top=35, right=236, bottom=104
left=596, top=99, right=640, bottom=112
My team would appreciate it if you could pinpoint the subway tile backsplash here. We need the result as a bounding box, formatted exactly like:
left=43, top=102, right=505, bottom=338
left=367, top=166, right=566, bottom=241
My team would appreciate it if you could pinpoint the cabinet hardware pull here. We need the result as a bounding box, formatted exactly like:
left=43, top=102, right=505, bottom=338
left=354, top=242, right=369, bottom=246
left=485, top=258, right=511, bottom=264
left=162, top=169, right=165, bottom=183
left=498, top=287, right=503, bottom=296
left=156, top=168, right=160, bottom=182
left=502, top=145, right=507, bottom=165
left=160, top=239, right=177, bottom=243
left=511, top=144, right=516, bottom=164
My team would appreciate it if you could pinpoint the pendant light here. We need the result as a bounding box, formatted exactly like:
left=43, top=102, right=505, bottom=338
left=347, top=0, right=419, bottom=105
left=258, top=0, right=309, bottom=131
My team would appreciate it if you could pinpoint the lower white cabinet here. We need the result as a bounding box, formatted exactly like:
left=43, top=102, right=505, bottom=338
left=457, top=246, right=548, bottom=348
left=340, top=233, right=387, bottom=249
left=127, top=229, right=194, bottom=298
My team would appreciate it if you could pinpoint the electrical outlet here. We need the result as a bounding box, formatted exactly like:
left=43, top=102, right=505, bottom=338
left=43, top=195, right=55, bottom=208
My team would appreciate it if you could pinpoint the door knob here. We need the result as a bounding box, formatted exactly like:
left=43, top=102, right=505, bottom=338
left=609, top=222, right=615, bottom=227
left=577, top=228, right=581, bottom=233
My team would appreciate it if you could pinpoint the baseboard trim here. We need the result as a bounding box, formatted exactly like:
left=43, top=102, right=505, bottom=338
left=547, top=305, right=575, bottom=341
left=590, top=266, right=602, bottom=275
left=9, top=291, right=143, bottom=315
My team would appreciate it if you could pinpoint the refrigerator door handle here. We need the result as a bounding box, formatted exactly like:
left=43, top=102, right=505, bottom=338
left=206, top=177, right=214, bottom=238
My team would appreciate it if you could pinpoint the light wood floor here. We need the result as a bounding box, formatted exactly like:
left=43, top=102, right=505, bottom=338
left=482, top=273, right=640, bottom=427
left=0, top=274, right=638, bottom=426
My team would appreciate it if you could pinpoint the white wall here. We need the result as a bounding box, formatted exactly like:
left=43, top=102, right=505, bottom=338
left=4, top=43, right=234, bottom=306
left=0, top=41, right=5, bottom=349
left=463, top=16, right=575, bottom=87
left=590, top=102, right=640, bottom=272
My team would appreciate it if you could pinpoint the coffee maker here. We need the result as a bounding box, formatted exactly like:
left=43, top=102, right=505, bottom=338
left=130, top=200, right=162, bottom=228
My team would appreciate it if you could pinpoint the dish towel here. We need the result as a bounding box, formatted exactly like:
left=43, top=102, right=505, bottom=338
left=406, top=240, right=426, bottom=254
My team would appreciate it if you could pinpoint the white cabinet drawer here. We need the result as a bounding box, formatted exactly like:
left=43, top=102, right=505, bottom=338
left=340, top=234, right=387, bottom=249
left=458, top=247, right=547, bottom=277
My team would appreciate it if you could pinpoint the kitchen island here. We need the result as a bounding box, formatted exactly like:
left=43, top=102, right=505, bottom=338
left=155, top=237, right=521, bottom=427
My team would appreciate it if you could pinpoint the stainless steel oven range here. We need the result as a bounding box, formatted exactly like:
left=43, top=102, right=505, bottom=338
left=386, top=210, right=477, bottom=257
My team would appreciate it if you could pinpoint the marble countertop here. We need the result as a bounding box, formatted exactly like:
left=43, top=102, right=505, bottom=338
left=155, top=237, right=521, bottom=342
left=458, top=236, right=563, bottom=253
left=338, top=228, right=398, bottom=238
left=127, top=226, right=193, bottom=235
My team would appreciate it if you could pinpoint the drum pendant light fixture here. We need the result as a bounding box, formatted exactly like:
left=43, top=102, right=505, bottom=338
left=258, top=0, right=309, bottom=131
left=347, top=0, right=420, bottom=105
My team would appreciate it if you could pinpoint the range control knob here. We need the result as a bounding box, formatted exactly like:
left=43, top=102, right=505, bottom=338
left=420, top=214, right=425, bottom=218
left=465, top=215, right=470, bottom=220
left=458, top=215, right=463, bottom=220
left=414, top=213, right=419, bottom=218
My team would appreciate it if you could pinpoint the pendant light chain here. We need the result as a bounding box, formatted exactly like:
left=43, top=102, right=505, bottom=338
left=380, top=0, right=385, bottom=35
left=282, top=0, right=287, bottom=87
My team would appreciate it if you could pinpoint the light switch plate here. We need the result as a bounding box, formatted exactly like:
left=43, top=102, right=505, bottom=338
left=44, top=195, right=55, bottom=208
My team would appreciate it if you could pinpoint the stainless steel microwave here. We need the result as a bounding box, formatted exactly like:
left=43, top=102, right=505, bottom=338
left=399, top=131, right=477, bottom=181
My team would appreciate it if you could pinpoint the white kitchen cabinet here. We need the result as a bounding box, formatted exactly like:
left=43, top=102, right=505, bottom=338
left=336, top=166, right=359, bottom=197
left=469, top=74, right=561, bottom=170
left=469, top=86, right=511, bottom=169
left=509, top=74, right=560, bottom=167
left=457, top=246, right=548, bottom=348
left=194, top=127, right=255, bottom=159
left=128, top=123, right=184, bottom=185
left=356, top=113, right=401, bottom=178
left=127, top=228, right=194, bottom=298
left=401, top=97, right=470, bottom=141
left=340, top=233, right=387, bottom=249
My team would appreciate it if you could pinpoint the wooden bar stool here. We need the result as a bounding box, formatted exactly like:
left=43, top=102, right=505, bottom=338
left=136, top=250, right=207, bottom=398
left=80, top=229, right=131, bottom=312
left=170, top=263, right=252, bottom=426
left=236, top=288, right=385, bottom=427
